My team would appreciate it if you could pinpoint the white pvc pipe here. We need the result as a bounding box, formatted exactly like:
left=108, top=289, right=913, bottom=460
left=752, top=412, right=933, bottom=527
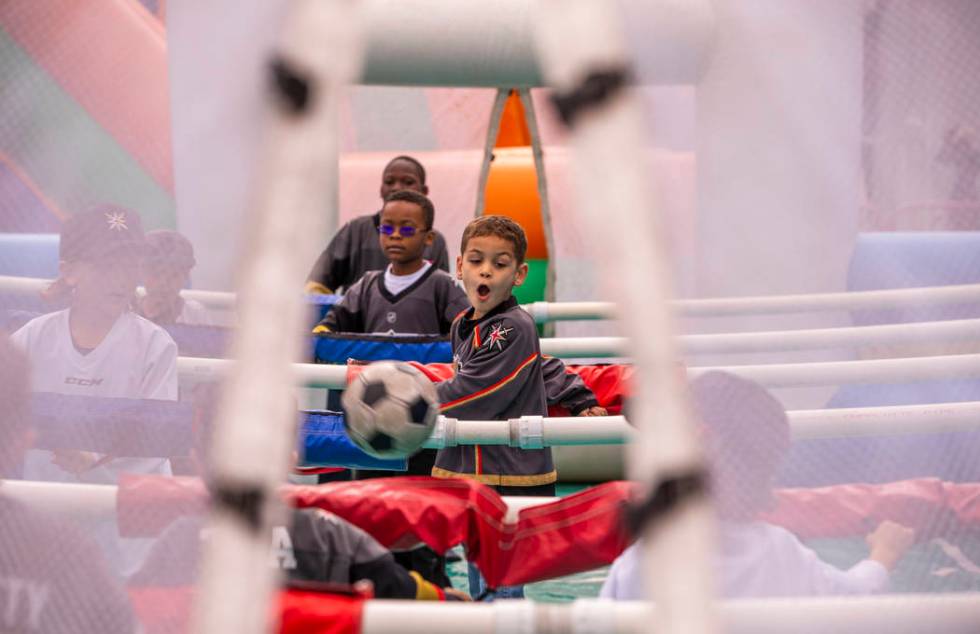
left=0, top=275, right=236, bottom=310
left=540, top=318, right=980, bottom=357
left=534, top=3, right=713, bottom=633
left=0, top=480, right=116, bottom=520
left=524, top=284, right=980, bottom=321
left=0, top=480, right=550, bottom=525
left=424, top=402, right=980, bottom=448
left=178, top=352, right=980, bottom=390
left=190, top=2, right=362, bottom=633
left=4, top=274, right=979, bottom=320
left=692, top=353, right=980, bottom=388
left=789, top=401, right=980, bottom=439
left=358, top=0, right=713, bottom=87
left=177, top=356, right=349, bottom=388
left=361, top=595, right=980, bottom=634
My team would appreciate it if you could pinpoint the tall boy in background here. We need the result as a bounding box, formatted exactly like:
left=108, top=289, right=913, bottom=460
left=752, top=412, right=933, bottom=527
left=306, top=156, right=450, bottom=294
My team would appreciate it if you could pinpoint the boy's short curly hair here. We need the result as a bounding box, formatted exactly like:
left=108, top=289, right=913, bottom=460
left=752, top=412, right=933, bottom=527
left=383, top=190, right=435, bottom=230
left=460, top=215, right=528, bottom=264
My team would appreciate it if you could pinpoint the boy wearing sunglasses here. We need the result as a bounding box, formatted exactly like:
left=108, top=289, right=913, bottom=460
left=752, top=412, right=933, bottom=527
left=314, top=190, right=469, bottom=335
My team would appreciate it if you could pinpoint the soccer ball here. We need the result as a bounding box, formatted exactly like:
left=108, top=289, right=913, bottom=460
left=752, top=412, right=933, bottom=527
left=341, top=361, right=439, bottom=458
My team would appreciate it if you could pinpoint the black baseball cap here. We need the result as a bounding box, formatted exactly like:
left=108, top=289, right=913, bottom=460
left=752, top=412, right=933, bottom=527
left=60, top=205, right=145, bottom=262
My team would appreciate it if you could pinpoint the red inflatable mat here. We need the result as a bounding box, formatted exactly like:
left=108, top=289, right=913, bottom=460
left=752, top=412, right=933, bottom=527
left=119, top=475, right=980, bottom=587
left=347, top=360, right=633, bottom=415
left=762, top=478, right=980, bottom=540
left=120, top=475, right=632, bottom=588
left=128, top=586, right=364, bottom=634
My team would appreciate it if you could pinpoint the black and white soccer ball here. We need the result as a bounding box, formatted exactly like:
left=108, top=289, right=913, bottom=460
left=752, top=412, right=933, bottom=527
left=341, top=361, right=439, bottom=458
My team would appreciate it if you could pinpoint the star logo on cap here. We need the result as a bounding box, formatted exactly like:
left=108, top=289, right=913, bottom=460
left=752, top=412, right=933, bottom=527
left=485, top=323, right=512, bottom=352
left=104, top=211, right=129, bottom=231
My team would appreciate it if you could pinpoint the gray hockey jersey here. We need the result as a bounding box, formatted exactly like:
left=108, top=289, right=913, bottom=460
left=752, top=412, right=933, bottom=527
left=314, top=267, right=469, bottom=336
left=432, top=296, right=556, bottom=487
left=307, top=212, right=450, bottom=293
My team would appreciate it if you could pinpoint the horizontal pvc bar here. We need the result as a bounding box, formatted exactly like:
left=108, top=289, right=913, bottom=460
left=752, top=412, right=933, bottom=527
left=690, top=353, right=980, bottom=388
left=524, top=284, right=980, bottom=321
left=788, top=401, right=980, bottom=439
left=425, top=402, right=980, bottom=449
left=540, top=318, right=980, bottom=357
left=5, top=275, right=979, bottom=319
left=361, top=595, right=980, bottom=634
left=358, top=0, right=714, bottom=87
left=0, top=275, right=234, bottom=309
left=177, top=356, right=348, bottom=389
left=0, top=480, right=548, bottom=524
left=178, top=353, right=980, bottom=390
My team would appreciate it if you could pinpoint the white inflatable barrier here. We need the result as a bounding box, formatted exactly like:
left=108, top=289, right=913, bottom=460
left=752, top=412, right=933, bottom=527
left=427, top=401, right=980, bottom=449
left=177, top=352, right=980, bottom=390
left=361, top=595, right=980, bottom=634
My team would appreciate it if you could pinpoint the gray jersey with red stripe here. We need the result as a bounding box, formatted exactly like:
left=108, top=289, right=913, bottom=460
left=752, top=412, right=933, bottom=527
left=433, top=296, right=555, bottom=487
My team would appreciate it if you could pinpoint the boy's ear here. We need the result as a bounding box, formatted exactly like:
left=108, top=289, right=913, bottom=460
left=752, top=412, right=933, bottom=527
left=424, top=230, right=434, bottom=247
left=455, top=255, right=463, bottom=280
left=514, top=262, right=529, bottom=287
left=421, top=184, right=429, bottom=195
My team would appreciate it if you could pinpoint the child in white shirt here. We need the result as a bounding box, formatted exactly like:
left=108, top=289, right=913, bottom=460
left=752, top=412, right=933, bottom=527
left=601, top=372, right=915, bottom=600
left=12, top=205, right=179, bottom=484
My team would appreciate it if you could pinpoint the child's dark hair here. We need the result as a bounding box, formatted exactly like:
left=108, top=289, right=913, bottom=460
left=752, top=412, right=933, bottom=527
left=384, top=155, right=426, bottom=185
left=460, top=215, right=528, bottom=264
left=691, top=371, right=789, bottom=520
left=384, top=190, right=435, bottom=230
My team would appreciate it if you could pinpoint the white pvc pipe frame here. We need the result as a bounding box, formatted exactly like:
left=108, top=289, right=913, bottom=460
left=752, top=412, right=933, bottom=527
left=178, top=352, right=980, bottom=389
left=425, top=401, right=980, bottom=449
left=4, top=274, right=979, bottom=322
left=358, top=596, right=980, bottom=634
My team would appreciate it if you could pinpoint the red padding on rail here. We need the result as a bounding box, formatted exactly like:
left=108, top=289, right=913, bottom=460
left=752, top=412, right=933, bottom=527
left=119, top=475, right=632, bottom=588
left=127, top=586, right=364, bottom=634
left=278, top=590, right=364, bottom=634
left=762, top=478, right=980, bottom=540
left=119, top=475, right=980, bottom=588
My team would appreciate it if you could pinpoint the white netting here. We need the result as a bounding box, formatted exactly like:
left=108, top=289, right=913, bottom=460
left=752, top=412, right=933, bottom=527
left=1, top=1, right=979, bottom=633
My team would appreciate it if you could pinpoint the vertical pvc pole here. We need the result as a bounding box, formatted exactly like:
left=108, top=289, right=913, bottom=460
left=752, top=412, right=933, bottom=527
left=190, top=2, right=362, bottom=632
left=533, top=2, right=715, bottom=633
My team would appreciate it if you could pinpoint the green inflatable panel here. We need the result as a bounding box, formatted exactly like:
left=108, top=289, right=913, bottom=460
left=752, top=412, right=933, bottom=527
left=512, top=258, right=547, bottom=304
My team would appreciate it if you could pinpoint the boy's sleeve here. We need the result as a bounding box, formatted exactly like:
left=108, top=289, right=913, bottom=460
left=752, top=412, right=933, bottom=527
left=541, top=355, right=599, bottom=414
left=308, top=509, right=450, bottom=600
left=436, top=316, right=539, bottom=420
left=307, top=222, right=353, bottom=293
left=313, top=277, right=367, bottom=333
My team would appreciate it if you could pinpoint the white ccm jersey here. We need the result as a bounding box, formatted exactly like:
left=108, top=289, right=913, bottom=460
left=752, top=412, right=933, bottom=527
left=11, top=309, right=179, bottom=484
